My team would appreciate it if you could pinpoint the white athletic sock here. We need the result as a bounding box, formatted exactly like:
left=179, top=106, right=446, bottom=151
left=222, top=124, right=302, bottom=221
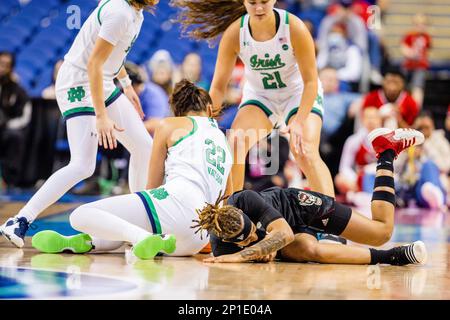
left=17, top=117, right=98, bottom=222
left=70, top=206, right=151, bottom=245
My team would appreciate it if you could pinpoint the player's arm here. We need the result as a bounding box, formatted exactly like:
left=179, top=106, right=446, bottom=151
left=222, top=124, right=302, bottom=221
left=88, top=9, right=129, bottom=149
left=209, top=20, right=240, bottom=118
left=146, top=118, right=193, bottom=189
left=146, top=119, right=172, bottom=189
left=88, top=37, right=114, bottom=121
left=289, top=15, right=318, bottom=123
left=237, top=219, right=294, bottom=262
left=116, top=66, right=145, bottom=119
left=206, top=218, right=294, bottom=263
left=88, top=38, right=126, bottom=150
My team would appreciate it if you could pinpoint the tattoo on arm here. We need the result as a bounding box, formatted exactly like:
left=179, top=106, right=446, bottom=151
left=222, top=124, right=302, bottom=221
left=239, top=232, right=288, bottom=261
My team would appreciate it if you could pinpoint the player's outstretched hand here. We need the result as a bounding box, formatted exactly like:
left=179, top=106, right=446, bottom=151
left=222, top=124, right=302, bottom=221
left=203, top=253, right=245, bottom=263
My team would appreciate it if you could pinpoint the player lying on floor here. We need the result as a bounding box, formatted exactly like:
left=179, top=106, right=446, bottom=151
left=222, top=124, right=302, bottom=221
left=194, top=128, right=428, bottom=265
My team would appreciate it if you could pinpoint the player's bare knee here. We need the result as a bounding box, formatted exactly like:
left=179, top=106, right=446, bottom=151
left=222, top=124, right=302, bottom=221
left=302, top=242, right=322, bottom=261
left=280, top=246, right=309, bottom=262
left=371, top=228, right=393, bottom=246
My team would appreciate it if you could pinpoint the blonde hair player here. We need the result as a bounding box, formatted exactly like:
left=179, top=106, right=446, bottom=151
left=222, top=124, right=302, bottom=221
left=1, top=0, right=158, bottom=247
left=32, top=80, right=233, bottom=260
left=173, top=0, right=333, bottom=198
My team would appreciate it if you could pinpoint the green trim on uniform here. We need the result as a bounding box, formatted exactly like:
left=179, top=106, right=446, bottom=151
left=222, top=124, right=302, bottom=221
left=285, top=106, right=323, bottom=125
left=240, top=15, right=245, bottom=28
left=97, top=0, right=112, bottom=25
left=105, top=87, right=121, bottom=105
left=239, top=99, right=273, bottom=117
left=141, top=191, right=162, bottom=234
left=63, top=88, right=122, bottom=119
left=171, top=116, right=198, bottom=148
left=285, top=11, right=289, bottom=24
left=63, top=107, right=95, bottom=118
left=311, top=107, right=323, bottom=120
left=285, top=107, right=298, bottom=125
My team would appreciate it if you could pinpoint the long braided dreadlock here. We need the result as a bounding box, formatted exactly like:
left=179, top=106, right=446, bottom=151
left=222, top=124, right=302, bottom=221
left=192, top=191, right=244, bottom=240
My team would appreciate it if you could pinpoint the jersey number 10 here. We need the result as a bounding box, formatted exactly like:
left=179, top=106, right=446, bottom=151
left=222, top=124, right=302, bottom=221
left=261, top=71, right=287, bottom=89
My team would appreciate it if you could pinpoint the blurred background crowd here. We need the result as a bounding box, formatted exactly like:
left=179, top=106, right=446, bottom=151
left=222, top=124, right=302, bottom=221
left=1, top=0, right=450, bottom=211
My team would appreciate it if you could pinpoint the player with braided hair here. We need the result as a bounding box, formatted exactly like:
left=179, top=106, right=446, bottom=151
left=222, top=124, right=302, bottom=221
left=32, top=80, right=233, bottom=259
left=194, top=128, right=429, bottom=266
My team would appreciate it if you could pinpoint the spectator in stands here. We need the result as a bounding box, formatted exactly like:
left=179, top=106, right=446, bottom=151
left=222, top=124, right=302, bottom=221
left=125, top=62, right=169, bottom=136
left=317, top=23, right=363, bottom=87
left=0, top=51, right=32, bottom=187
left=173, top=53, right=209, bottom=90
left=323, top=0, right=383, bottom=86
left=318, top=0, right=368, bottom=57
left=414, top=112, right=450, bottom=179
left=148, top=49, right=174, bottom=96
left=41, top=59, right=63, bottom=100
left=359, top=67, right=419, bottom=128
left=320, top=67, right=360, bottom=139
left=401, top=13, right=432, bottom=108
left=395, top=112, right=449, bottom=209
left=335, top=106, right=380, bottom=199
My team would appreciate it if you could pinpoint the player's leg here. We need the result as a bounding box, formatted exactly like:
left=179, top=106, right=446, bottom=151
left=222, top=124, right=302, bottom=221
left=228, top=103, right=273, bottom=192
left=32, top=193, right=175, bottom=259
left=339, top=128, right=425, bottom=245
left=280, top=232, right=426, bottom=265
left=107, top=94, right=153, bottom=192
left=1, top=116, right=98, bottom=248
left=287, top=111, right=334, bottom=198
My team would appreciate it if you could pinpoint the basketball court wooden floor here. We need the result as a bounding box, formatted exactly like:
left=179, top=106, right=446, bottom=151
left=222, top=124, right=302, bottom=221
left=1, top=197, right=449, bottom=300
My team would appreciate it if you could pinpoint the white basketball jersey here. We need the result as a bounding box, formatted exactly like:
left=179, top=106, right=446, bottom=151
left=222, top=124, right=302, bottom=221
left=64, top=0, right=143, bottom=79
left=164, top=117, right=232, bottom=204
left=239, top=9, right=305, bottom=100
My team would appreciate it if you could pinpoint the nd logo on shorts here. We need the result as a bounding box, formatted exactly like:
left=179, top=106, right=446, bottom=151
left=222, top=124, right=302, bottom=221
left=67, top=86, right=86, bottom=103
left=297, top=191, right=322, bottom=206
left=149, top=188, right=169, bottom=200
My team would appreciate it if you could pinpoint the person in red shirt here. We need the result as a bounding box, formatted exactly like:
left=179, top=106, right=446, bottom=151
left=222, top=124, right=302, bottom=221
left=401, top=13, right=432, bottom=108
left=362, top=68, right=419, bottom=128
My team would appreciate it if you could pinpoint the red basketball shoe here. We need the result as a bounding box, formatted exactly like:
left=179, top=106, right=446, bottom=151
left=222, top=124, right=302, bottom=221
left=368, top=128, right=425, bottom=158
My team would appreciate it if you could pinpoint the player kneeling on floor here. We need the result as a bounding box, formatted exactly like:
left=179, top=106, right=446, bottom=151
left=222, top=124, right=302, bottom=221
left=32, top=80, right=232, bottom=259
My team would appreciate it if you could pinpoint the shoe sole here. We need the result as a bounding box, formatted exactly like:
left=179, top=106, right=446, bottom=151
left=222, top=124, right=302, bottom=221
left=32, top=230, right=92, bottom=254
left=133, top=234, right=176, bottom=260
left=368, top=128, right=425, bottom=147
left=412, top=240, right=427, bottom=265
left=1, top=230, right=24, bottom=248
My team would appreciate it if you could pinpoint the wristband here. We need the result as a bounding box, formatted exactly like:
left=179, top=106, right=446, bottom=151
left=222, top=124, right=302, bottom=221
left=119, top=75, right=132, bottom=88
